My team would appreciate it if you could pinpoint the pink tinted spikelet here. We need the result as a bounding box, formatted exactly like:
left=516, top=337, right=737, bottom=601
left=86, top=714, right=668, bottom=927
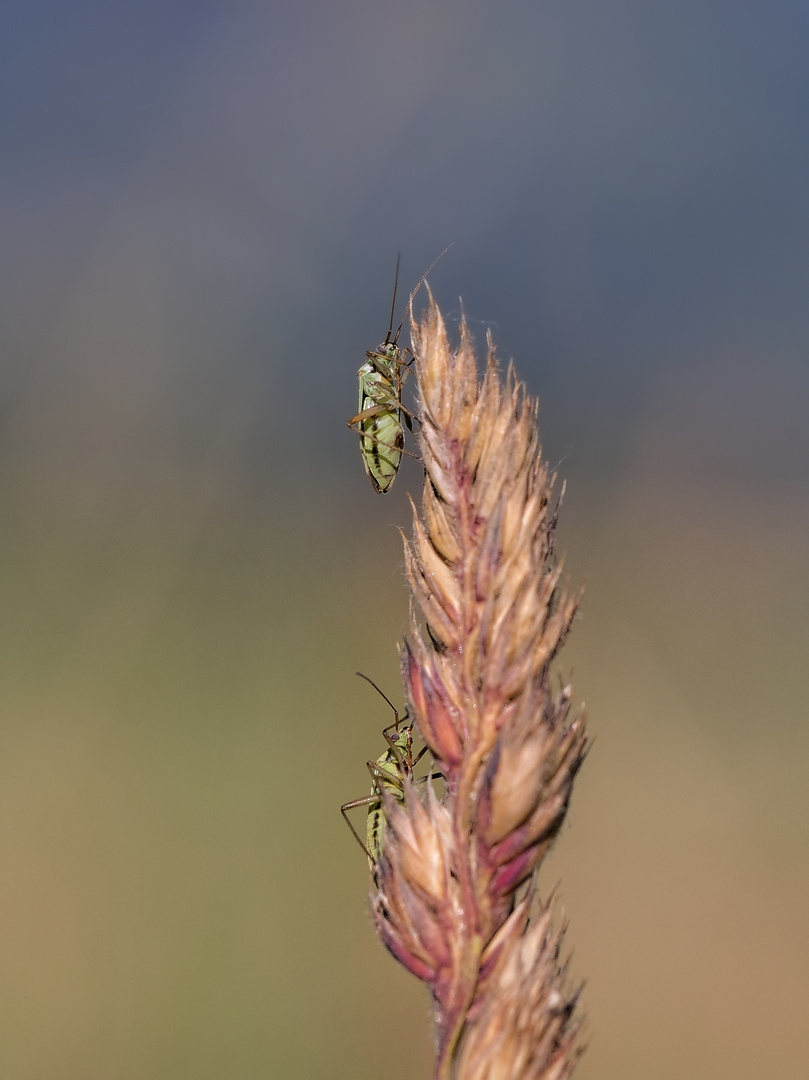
left=370, top=297, right=588, bottom=1079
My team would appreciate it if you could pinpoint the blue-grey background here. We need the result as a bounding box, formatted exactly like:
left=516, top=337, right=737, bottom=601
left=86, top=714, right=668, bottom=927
left=1, top=3, right=807, bottom=1077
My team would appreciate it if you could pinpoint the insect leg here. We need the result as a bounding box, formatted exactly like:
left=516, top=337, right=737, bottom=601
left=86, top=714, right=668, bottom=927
left=366, top=757, right=406, bottom=794
left=346, top=403, right=396, bottom=427
left=365, top=348, right=415, bottom=371
left=340, top=794, right=380, bottom=859
left=347, top=402, right=419, bottom=437
left=394, top=399, right=420, bottom=426
left=346, top=408, right=422, bottom=461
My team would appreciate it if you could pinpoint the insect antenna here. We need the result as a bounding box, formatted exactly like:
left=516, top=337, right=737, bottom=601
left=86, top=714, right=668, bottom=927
left=355, top=671, right=402, bottom=730
left=392, top=242, right=454, bottom=346
left=383, top=253, right=401, bottom=345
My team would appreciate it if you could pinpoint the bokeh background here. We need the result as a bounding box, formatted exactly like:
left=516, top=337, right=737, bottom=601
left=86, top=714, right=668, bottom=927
left=1, top=2, right=807, bottom=1077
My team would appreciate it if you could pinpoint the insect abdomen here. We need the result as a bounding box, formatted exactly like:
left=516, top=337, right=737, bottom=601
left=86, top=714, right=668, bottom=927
left=361, top=409, right=403, bottom=493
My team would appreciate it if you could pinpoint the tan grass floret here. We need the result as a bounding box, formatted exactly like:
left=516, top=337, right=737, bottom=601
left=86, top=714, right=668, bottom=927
left=370, top=297, right=587, bottom=1080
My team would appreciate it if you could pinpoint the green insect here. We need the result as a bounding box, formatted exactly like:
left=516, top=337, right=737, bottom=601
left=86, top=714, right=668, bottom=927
left=341, top=673, right=428, bottom=862
left=347, top=245, right=452, bottom=493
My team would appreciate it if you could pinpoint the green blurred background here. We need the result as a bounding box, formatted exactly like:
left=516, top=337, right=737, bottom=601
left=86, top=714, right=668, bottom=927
left=1, top=2, right=807, bottom=1077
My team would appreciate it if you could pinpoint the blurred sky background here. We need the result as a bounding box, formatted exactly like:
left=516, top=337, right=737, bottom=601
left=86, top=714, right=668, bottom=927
left=1, top=2, right=808, bottom=1078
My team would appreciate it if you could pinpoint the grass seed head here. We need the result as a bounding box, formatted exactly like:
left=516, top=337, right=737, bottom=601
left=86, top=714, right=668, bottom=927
left=365, top=296, right=587, bottom=1079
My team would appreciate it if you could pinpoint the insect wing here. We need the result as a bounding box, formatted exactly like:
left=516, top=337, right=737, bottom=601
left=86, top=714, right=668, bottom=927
left=356, top=363, right=404, bottom=493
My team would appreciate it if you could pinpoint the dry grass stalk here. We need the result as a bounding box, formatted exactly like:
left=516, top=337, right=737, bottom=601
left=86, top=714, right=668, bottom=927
left=370, top=297, right=588, bottom=1079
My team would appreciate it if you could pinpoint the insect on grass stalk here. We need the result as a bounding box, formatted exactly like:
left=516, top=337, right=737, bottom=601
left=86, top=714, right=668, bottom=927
left=340, top=672, right=429, bottom=863
left=347, top=246, right=452, bottom=493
